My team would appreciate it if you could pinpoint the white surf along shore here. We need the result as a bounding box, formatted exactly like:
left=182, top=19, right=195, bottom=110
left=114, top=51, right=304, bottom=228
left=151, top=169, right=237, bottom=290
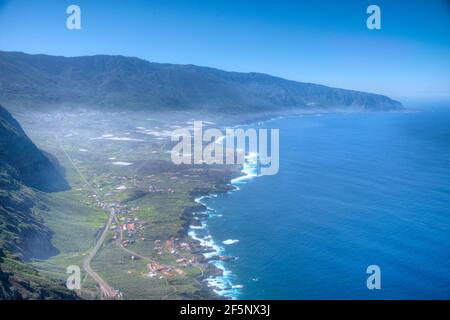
left=188, top=133, right=262, bottom=299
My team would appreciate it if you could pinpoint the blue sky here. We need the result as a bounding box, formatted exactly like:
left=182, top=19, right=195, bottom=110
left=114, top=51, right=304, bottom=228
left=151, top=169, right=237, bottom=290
left=0, top=0, right=449, bottom=101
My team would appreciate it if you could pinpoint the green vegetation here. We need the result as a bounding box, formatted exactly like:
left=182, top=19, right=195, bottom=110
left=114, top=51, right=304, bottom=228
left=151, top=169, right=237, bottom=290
left=0, top=249, right=78, bottom=299
left=32, top=191, right=107, bottom=280
left=1, top=105, right=240, bottom=299
left=0, top=105, right=78, bottom=299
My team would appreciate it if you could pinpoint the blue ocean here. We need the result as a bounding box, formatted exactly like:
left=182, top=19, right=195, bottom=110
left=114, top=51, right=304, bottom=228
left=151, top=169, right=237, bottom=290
left=190, top=106, right=450, bottom=299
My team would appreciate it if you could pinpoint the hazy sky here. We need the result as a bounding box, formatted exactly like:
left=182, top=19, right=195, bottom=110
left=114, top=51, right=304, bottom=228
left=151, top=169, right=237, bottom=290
left=0, top=0, right=449, bottom=100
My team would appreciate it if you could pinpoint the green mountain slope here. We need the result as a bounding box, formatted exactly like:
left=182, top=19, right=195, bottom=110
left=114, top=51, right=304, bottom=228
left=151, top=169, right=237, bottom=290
left=0, top=248, right=77, bottom=299
left=0, top=104, right=77, bottom=299
left=0, top=51, right=403, bottom=112
left=0, top=105, right=69, bottom=192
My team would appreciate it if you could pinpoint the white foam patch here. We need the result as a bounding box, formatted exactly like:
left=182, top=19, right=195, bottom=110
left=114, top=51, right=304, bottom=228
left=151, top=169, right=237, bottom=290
left=91, top=135, right=143, bottom=141
left=108, top=137, right=144, bottom=141
left=190, top=222, right=206, bottom=230
left=111, top=161, right=133, bottom=166
left=223, top=239, right=239, bottom=245
left=231, top=152, right=260, bottom=184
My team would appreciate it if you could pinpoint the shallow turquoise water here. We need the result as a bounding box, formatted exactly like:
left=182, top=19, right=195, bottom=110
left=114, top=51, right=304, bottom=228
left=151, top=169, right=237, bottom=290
left=198, top=107, right=450, bottom=299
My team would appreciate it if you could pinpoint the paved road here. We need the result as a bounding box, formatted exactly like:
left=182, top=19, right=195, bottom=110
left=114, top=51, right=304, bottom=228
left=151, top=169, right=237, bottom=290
left=57, top=133, right=202, bottom=299
left=56, top=134, right=117, bottom=299
left=82, top=209, right=118, bottom=299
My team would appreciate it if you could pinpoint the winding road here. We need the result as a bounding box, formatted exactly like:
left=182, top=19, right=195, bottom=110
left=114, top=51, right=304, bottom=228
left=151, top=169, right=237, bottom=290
left=57, top=133, right=204, bottom=300
left=82, top=208, right=118, bottom=299
left=56, top=134, right=118, bottom=299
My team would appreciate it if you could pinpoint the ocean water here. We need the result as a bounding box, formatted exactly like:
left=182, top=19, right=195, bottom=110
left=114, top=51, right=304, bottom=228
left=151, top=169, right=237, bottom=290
left=190, top=107, right=450, bottom=299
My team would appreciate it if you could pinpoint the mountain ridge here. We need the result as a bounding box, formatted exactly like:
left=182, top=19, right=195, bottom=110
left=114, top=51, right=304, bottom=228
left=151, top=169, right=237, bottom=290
left=0, top=51, right=403, bottom=112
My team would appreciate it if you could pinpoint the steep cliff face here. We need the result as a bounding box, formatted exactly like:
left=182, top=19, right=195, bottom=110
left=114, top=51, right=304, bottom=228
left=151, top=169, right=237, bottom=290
left=0, top=104, right=69, bottom=259
left=0, top=51, right=403, bottom=112
left=0, top=105, right=76, bottom=299
left=0, top=105, right=69, bottom=192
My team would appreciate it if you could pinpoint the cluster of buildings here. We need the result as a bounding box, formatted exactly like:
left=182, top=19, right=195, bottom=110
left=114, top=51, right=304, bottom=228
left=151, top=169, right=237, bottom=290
left=146, top=262, right=175, bottom=277
left=153, top=238, right=193, bottom=256
left=82, top=173, right=202, bottom=281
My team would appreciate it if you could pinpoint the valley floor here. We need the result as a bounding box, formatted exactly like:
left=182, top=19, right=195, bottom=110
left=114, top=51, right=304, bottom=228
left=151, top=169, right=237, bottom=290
left=19, top=110, right=241, bottom=300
